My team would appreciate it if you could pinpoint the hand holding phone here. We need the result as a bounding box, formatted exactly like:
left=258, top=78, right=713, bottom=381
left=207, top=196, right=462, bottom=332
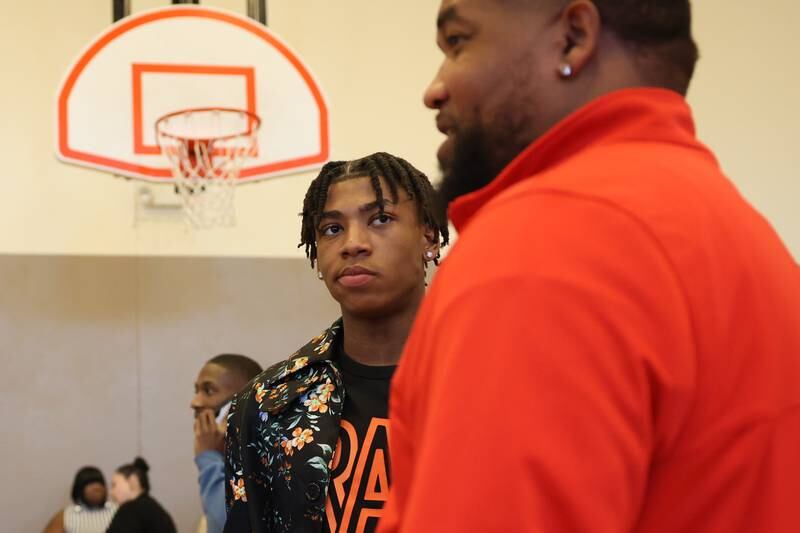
left=194, top=407, right=226, bottom=456
left=215, top=400, right=232, bottom=425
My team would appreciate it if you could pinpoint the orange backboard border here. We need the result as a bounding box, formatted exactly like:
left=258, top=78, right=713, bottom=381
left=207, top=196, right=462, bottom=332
left=131, top=63, right=257, bottom=155
left=56, top=6, right=329, bottom=181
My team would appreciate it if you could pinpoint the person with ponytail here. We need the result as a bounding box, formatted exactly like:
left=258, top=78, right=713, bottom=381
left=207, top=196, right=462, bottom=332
left=106, top=457, right=176, bottom=533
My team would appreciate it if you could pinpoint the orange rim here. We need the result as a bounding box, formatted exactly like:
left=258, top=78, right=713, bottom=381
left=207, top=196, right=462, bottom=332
left=155, top=107, right=261, bottom=145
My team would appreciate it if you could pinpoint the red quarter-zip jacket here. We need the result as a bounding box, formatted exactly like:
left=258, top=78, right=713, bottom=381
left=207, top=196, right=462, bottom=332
left=379, top=88, right=800, bottom=533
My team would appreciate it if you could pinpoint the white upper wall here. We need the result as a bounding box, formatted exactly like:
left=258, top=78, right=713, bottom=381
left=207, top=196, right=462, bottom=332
left=1, top=0, right=797, bottom=259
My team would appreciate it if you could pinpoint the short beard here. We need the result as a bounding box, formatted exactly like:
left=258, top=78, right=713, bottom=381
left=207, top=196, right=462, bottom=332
left=435, top=42, right=544, bottom=209
left=436, top=126, right=498, bottom=210
left=436, top=107, right=536, bottom=210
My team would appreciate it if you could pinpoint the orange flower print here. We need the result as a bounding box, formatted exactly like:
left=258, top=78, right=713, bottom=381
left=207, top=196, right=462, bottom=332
left=281, top=427, right=315, bottom=456
left=289, top=357, right=309, bottom=373
left=292, top=427, right=314, bottom=450
left=255, top=383, right=267, bottom=403
left=316, top=341, right=332, bottom=354
left=230, top=478, right=247, bottom=502
left=268, top=382, right=289, bottom=400
left=281, top=437, right=295, bottom=457
left=316, top=381, right=335, bottom=403
left=304, top=395, right=328, bottom=414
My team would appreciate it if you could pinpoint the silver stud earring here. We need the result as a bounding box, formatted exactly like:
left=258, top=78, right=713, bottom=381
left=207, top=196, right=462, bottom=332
left=317, top=271, right=323, bottom=280
left=558, top=63, right=573, bottom=78
left=425, top=251, right=435, bottom=260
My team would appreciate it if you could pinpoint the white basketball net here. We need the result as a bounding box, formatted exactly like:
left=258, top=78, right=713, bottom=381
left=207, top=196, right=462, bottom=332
left=156, top=108, right=260, bottom=229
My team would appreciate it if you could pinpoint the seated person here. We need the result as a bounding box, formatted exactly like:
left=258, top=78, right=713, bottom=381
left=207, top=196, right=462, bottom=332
left=43, top=466, right=116, bottom=533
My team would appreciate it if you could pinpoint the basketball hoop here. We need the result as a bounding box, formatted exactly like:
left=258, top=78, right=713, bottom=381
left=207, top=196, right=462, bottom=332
left=156, top=107, right=261, bottom=228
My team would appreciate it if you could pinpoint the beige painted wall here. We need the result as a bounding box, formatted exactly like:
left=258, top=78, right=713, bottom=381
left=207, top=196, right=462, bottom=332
left=690, top=1, right=799, bottom=259
left=0, top=0, right=796, bottom=259
left=0, top=255, right=339, bottom=532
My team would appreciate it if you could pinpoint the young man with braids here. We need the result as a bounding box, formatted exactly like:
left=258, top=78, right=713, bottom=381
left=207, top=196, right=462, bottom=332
left=223, top=152, right=448, bottom=533
left=380, top=1, right=800, bottom=532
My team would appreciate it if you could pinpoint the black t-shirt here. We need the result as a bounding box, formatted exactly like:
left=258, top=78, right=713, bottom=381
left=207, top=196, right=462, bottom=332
left=323, top=341, right=396, bottom=533
left=106, top=493, right=176, bottom=533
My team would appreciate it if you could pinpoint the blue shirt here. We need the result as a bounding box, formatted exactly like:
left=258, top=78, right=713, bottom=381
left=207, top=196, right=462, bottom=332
left=195, top=450, right=226, bottom=533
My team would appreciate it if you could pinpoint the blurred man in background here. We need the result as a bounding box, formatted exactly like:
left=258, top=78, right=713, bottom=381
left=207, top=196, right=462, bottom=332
left=191, top=354, right=261, bottom=533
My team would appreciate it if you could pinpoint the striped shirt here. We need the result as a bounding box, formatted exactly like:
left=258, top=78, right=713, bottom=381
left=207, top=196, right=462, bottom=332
left=64, top=502, right=117, bottom=533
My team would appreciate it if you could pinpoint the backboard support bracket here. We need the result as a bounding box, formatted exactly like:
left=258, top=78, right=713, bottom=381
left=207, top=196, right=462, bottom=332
left=113, top=1, right=268, bottom=25
left=134, top=186, right=184, bottom=226
left=113, top=0, right=130, bottom=22
left=247, top=0, right=267, bottom=25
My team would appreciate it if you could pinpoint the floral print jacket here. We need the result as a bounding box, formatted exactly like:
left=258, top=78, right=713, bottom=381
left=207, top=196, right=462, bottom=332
left=224, top=320, right=345, bottom=533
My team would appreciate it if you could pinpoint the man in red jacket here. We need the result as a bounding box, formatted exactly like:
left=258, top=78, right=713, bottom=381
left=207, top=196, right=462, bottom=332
left=379, top=1, right=800, bottom=532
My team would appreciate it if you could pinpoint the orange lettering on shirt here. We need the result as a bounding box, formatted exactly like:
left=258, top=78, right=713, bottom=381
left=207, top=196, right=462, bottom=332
left=326, top=418, right=391, bottom=532
left=364, top=449, right=389, bottom=502
left=326, top=420, right=358, bottom=531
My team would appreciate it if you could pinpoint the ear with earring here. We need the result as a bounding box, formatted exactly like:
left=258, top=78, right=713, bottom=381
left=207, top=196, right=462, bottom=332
left=317, top=270, right=323, bottom=280
left=423, top=251, right=435, bottom=287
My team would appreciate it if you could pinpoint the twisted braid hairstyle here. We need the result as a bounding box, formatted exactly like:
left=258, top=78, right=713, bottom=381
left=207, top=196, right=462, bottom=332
left=299, top=152, right=449, bottom=268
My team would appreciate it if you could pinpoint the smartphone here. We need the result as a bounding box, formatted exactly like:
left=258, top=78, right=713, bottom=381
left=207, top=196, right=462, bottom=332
left=215, top=400, right=232, bottom=424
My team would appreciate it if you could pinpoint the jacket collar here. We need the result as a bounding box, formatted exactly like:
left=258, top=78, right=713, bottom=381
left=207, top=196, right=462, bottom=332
left=448, top=88, right=708, bottom=232
left=268, top=319, right=342, bottom=385
left=251, top=319, right=343, bottom=415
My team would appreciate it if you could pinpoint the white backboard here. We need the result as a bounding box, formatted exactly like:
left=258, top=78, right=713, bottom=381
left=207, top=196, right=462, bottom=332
left=56, top=5, right=330, bottom=182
